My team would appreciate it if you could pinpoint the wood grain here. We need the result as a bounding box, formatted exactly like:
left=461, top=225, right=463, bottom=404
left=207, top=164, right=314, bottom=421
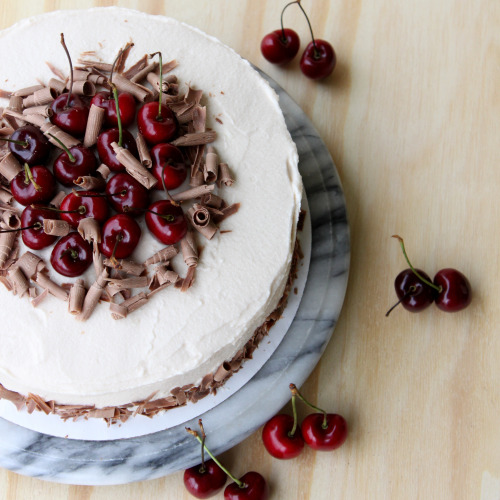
left=1, top=1, right=499, bottom=498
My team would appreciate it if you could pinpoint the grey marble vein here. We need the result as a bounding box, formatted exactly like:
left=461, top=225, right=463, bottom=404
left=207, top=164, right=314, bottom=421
left=0, top=72, right=350, bottom=485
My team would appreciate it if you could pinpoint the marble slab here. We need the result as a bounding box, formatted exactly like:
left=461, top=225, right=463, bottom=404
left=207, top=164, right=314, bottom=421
left=0, top=71, right=350, bottom=485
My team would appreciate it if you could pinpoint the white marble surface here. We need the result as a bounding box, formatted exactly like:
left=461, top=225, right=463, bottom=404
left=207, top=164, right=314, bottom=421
left=0, top=73, right=350, bottom=485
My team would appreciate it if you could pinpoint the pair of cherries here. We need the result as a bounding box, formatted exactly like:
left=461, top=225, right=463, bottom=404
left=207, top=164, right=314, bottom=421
left=261, top=0, right=336, bottom=79
left=262, top=383, right=347, bottom=460
left=387, top=236, right=472, bottom=315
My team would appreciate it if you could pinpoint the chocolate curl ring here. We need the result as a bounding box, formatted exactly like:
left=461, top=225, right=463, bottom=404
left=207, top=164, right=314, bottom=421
left=187, top=204, right=217, bottom=240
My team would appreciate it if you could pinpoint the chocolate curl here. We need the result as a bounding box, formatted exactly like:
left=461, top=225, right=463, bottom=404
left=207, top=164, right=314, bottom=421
left=213, top=362, right=232, bottom=383
left=214, top=203, right=241, bottom=223
left=72, top=69, right=90, bottom=81
left=88, top=73, right=107, bottom=85
left=136, top=133, right=152, bottom=168
left=0, top=226, right=17, bottom=267
left=110, top=302, right=128, bottom=320
left=112, top=74, right=152, bottom=103
left=3, top=110, right=45, bottom=128
left=77, top=268, right=108, bottom=321
left=83, top=104, right=105, bottom=148
left=192, top=106, right=207, bottom=133
left=171, top=130, right=217, bottom=147
left=13, top=84, right=44, bottom=97
left=72, top=80, right=96, bottom=97
left=103, top=258, right=144, bottom=276
left=218, top=163, right=234, bottom=187
left=96, top=163, right=111, bottom=180
left=155, top=265, right=179, bottom=286
left=43, top=219, right=71, bottom=236
left=50, top=190, right=66, bottom=208
left=172, top=184, right=214, bottom=202
left=48, top=78, right=67, bottom=94
left=0, top=152, right=22, bottom=182
left=23, top=87, right=58, bottom=108
left=68, top=279, right=86, bottom=315
left=14, top=251, right=46, bottom=279
left=34, top=272, right=68, bottom=301
left=22, top=105, right=53, bottom=118
left=78, top=59, right=113, bottom=72
left=93, top=247, right=104, bottom=277
left=111, top=142, right=157, bottom=189
left=4, top=96, right=24, bottom=129
left=74, top=175, right=106, bottom=191
left=200, top=193, right=224, bottom=209
left=123, top=55, right=148, bottom=79
left=78, top=217, right=101, bottom=245
left=130, top=61, right=158, bottom=83
left=112, top=292, right=148, bottom=319
left=144, top=246, right=178, bottom=266
left=31, top=288, right=49, bottom=308
left=204, top=146, right=218, bottom=183
left=0, top=187, right=13, bottom=204
left=181, top=229, right=198, bottom=268
left=8, top=266, right=29, bottom=297
left=2, top=211, right=20, bottom=229
left=41, top=123, right=80, bottom=150
left=188, top=204, right=217, bottom=240
left=105, top=276, right=149, bottom=291
left=190, top=168, right=204, bottom=187
left=180, top=266, right=196, bottom=292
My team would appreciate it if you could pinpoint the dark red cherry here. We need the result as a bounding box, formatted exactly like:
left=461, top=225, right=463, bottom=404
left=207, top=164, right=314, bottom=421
left=91, top=91, right=136, bottom=128
left=261, top=29, right=300, bottom=64
left=301, top=413, right=347, bottom=451
left=99, top=214, right=141, bottom=259
left=300, top=40, right=336, bottom=79
left=183, top=459, right=227, bottom=499
left=224, top=471, right=269, bottom=500
left=105, top=173, right=149, bottom=216
left=50, top=93, right=89, bottom=136
left=151, top=143, right=187, bottom=190
left=97, top=128, right=138, bottom=172
left=20, top=205, right=58, bottom=250
left=5, top=125, right=50, bottom=166
left=59, top=190, right=109, bottom=227
left=10, top=165, right=55, bottom=206
left=53, top=146, right=97, bottom=186
left=262, top=414, right=304, bottom=459
left=394, top=268, right=436, bottom=313
left=50, top=232, right=93, bottom=277
left=145, top=200, right=187, bottom=245
left=137, top=102, right=177, bottom=145
left=433, top=268, right=472, bottom=312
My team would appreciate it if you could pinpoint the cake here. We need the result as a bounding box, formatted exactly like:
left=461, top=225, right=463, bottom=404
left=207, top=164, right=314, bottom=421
left=0, top=8, right=302, bottom=420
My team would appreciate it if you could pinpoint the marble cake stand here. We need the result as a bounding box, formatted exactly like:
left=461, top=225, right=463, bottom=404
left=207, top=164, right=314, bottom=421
left=0, top=72, right=350, bottom=485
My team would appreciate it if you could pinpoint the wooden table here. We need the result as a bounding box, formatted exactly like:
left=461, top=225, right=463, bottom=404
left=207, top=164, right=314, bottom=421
left=1, top=1, right=498, bottom=498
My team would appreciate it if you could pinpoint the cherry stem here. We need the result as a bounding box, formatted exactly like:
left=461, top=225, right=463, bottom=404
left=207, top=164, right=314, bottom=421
left=0, top=222, right=42, bottom=233
left=150, top=52, right=163, bottom=120
left=289, top=393, right=299, bottom=437
left=160, top=163, right=175, bottom=202
left=48, top=133, right=75, bottom=162
left=32, top=204, right=86, bottom=215
left=61, top=248, right=79, bottom=261
left=290, top=383, right=328, bottom=429
left=280, top=1, right=299, bottom=41
left=385, top=286, right=416, bottom=317
left=109, top=232, right=123, bottom=267
left=198, top=419, right=206, bottom=473
left=111, top=84, right=123, bottom=147
left=296, top=0, right=319, bottom=58
left=123, top=206, right=175, bottom=222
left=186, top=426, right=245, bottom=488
left=109, top=42, right=133, bottom=86
left=60, top=33, right=73, bottom=109
left=392, top=235, right=442, bottom=293
left=72, top=189, right=127, bottom=198
left=0, top=137, right=28, bottom=147
left=23, top=163, right=41, bottom=191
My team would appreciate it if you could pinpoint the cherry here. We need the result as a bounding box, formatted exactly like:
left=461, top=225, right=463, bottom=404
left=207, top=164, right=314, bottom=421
left=10, top=164, right=55, bottom=206
left=262, top=413, right=304, bottom=459
left=387, top=268, right=436, bottom=315
left=50, top=232, right=92, bottom=277
left=301, top=413, right=348, bottom=451
left=59, top=190, right=109, bottom=227
left=224, top=472, right=269, bottom=500
left=137, top=102, right=177, bottom=145
left=151, top=143, right=187, bottom=191
left=97, top=128, right=138, bottom=172
left=184, top=459, right=227, bottom=499
left=53, top=145, right=97, bottom=186
left=2, top=125, right=50, bottom=166
left=91, top=91, right=135, bottom=128
left=105, top=173, right=149, bottom=216
left=50, top=93, right=90, bottom=137
left=433, top=268, right=472, bottom=312
left=20, top=206, right=58, bottom=250
left=300, top=39, right=336, bottom=80
left=99, top=214, right=141, bottom=260
left=145, top=200, right=187, bottom=245
left=261, top=28, right=300, bottom=65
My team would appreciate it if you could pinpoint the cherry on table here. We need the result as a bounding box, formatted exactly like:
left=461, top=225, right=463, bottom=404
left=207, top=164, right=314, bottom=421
left=91, top=90, right=136, bottom=128
left=433, top=268, right=472, bottom=312
left=53, top=145, right=97, bottom=186
left=105, top=173, right=150, bottom=216
left=97, top=128, right=138, bottom=172
left=145, top=200, right=187, bottom=245
left=50, top=232, right=93, bottom=277
left=151, top=143, right=187, bottom=191
left=20, top=206, right=58, bottom=250
left=301, top=413, right=347, bottom=451
left=261, top=28, right=300, bottom=65
left=99, top=214, right=141, bottom=260
left=300, top=39, right=336, bottom=79
left=10, top=164, right=56, bottom=206
left=137, top=102, right=177, bottom=145
left=183, top=459, right=227, bottom=499
left=3, top=125, right=50, bottom=166
left=262, top=413, right=304, bottom=460
left=224, top=471, right=269, bottom=500
left=50, top=93, right=89, bottom=137
left=59, top=190, right=109, bottom=227
left=391, top=268, right=436, bottom=314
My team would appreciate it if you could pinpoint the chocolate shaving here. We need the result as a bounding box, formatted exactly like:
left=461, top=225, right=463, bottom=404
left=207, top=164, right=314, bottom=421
left=187, top=204, right=217, bottom=240
left=23, top=87, right=58, bottom=108
left=111, top=142, right=157, bottom=189
left=115, top=42, right=134, bottom=74
left=130, top=61, right=158, bottom=83
left=72, top=69, right=90, bottom=81
left=68, top=279, right=86, bottom=315
left=118, top=292, right=148, bottom=316
left=1, top=211, right=20, bottom=229
left=83, top=104, right=105, bottom=148
left=109, top=302, right=128, bottom=320
left=103, top=258, right=144, bottom=276
left=77, top=217, right=101, bottom=245
left=218, top=163, right=234, bottom=187
left=204, top=146, right=218, bottom=183
left=3, top=110, right=44, bottom=128
left=0, top=187, right=13, bottom=204
left=13, top=84, right=44, bottom=97
left=0, top=152, right=22, bottom=182
left=136, top=133, right=152, bottom=168
left=74, top=175, right=106, bottom=191
left=72, top=80, right=96, bottom=97
left=96, top=163, right=111, bottom=180
left=8, top=266, right=29, bottom=297
left=171, top=130, right=216, bottom=147
left=105, top=276, right=149, bottom=291
left=155, top=265, right=179, bottom=287
left=0, top=225, right=17, bottom=268
left=200, top=193, right=224, bottom=209
left=77, top=268, right=108, bottom=321
left=5, top=96, right=24, bottom=129
left=41, top=122, right=80, bottom=150
left=50, top=190, right=66, bottom=208
left=14, top=251, right=46, bottom=279
left=112, top=73, right=152, bottom=102
left=27, top=393, right=53, bottom=415
left=181, top=266, right=196, bottom=292
left=123, top=55, right=148, bottom=79
left=43, top=219, right=71, bottom=236
left=192, top=105, right=207, bottom=133
left=34, top=272, right=68, bottom=301
left=22, top=105, right=53, bottom=118
left=181, top=228, right=198, bottom=267
left=78, top=59, right=113, bottom=72
left=172, top=184, right=214, bottom=202
left=0, top=384, right=26, bottom=411
left=48, top=78, right=67, bottom=94
left=144, top=246, right=178, bottom=266
left=31, top=288, right=49, bottom=307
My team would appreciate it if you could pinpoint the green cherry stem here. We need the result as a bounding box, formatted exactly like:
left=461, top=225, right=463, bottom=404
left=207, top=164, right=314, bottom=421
left=150, top=51, right=163, bottom=120
left=60, top=33, right=74, bottom=110
left=290, top=383, right=328, bottom=429
left=392, top=235, right=442, bottom=293
left=296, top=0, right=319, bottom=58
left=186, top=423, right=246, bottom=489
left=0, top=137, right=29, bottom=147
left=289, top=391, right=299, bottom=437
left=23, top=163, right=41, bottom=191
left=111, top=83, right=123, bottom=147
left=47, top=133, right=75, bottom=162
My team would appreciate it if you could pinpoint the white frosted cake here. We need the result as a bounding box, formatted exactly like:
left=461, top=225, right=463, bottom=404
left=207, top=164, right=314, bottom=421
left=0, top=8, right=302, bottom=420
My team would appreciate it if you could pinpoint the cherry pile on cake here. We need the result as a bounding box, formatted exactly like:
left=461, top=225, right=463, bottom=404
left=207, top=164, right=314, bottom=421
left=0, top=8, right=302, bottom=422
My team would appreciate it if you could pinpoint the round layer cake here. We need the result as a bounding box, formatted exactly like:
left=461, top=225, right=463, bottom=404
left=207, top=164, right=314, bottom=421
left=0, top=7, right=302, bottom=414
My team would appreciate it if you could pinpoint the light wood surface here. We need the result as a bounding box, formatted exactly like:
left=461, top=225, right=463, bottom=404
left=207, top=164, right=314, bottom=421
left=1, top=1, right=499, bottom=499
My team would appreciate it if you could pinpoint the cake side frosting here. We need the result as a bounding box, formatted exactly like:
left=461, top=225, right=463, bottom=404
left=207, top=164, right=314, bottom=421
left=0, top=7, right=302, bottom=408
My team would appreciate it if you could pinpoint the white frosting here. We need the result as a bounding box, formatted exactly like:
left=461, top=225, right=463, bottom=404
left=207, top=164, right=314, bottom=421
left=0, top=8, right=302, bottom=407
